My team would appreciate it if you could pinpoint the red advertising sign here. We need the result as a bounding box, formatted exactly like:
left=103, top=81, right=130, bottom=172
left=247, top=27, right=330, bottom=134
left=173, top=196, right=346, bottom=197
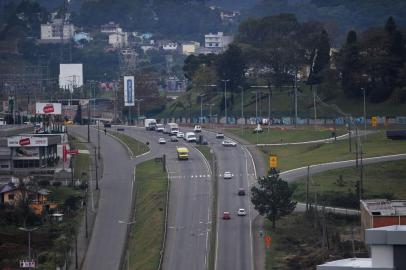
left=264, top=235, right=272, bottom=248
left=19, top=138, right=31, bottom=146
left=43, top=103, right=54, bottom=113
left=67, top=149, right=79, bottom=155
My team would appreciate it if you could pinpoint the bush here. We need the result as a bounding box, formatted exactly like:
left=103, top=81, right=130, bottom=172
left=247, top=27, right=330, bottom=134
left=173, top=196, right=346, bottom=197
left=38, top=180, right=50, bottom=187
left=52, top=181, right=62, bottom=187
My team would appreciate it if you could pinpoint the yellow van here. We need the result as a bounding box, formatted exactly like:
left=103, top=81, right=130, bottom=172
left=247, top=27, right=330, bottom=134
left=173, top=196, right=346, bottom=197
left=176, top=147, right=189, bottom=160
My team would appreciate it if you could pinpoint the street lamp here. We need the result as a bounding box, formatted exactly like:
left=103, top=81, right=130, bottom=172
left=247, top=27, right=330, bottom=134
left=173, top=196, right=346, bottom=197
left=135, top=99, right=143, bottom=126
left=221, top=79, right=230, bottom=124
left=118, top=220, right=136, bottom=270
left=198, top=94, right=206, bottom=124
left=18, top=227, right=39, bottom=263
left=205, top=103, right=215, bottom=128
left=362, top=87, right=366, bottom=139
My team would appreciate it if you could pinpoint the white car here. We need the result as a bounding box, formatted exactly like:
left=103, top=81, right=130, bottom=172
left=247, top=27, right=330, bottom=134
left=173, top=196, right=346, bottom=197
left=222, top=140, right=237, bottom=147
left=158, top=138, right=166, bottom=144
left=176, top=132, right=185, bottom=138
left=194, top=125, right=202, bottom=133
left=223, top=172, right=232, bottom=179
left=155, top=124, right=165, bottom=132
left=237, top=208, right=246, bottom=216
left=216, top=133, right=224, bottom=139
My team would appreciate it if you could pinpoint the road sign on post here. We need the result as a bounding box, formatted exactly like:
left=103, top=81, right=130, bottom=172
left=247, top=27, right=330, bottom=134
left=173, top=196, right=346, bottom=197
left=371, top=116, right=377, bottom=127
left=269, top=155, right=278, bottom=168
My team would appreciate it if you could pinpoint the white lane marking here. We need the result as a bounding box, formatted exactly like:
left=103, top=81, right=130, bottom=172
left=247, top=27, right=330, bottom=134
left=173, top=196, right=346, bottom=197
left=244, top=147, right=255, bottom=270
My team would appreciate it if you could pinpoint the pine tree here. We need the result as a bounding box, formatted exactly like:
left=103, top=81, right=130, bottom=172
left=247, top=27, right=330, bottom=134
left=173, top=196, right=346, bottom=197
left=251, top=169, right=297, bottom=228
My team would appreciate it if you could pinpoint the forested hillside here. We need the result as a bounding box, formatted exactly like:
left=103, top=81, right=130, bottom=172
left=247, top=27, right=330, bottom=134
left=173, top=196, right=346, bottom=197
left=246, top=0, right=406, bottom=45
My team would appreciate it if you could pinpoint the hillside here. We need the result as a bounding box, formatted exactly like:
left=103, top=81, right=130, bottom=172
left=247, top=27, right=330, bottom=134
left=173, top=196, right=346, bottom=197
left=245, top=0, right=406, bottom=45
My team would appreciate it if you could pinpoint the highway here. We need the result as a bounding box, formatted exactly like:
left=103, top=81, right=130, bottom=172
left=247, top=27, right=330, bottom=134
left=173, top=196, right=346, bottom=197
left=68, top=125, right=153, bottom=270
left=119, top=127, right=212, bottom=270
left=203, top=131, right=256, bottom=270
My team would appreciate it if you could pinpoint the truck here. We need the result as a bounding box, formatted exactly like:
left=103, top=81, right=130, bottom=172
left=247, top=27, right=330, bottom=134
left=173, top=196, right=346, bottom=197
left=164, top=123, right=179, bottom=135
left=176, top=147, right=189, bottom=160
left=144, top=119, right=157, bottom=131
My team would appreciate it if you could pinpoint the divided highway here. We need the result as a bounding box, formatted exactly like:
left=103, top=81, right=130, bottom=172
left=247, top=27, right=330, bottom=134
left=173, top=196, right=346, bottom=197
left=120, top=127, right=212, bottom=270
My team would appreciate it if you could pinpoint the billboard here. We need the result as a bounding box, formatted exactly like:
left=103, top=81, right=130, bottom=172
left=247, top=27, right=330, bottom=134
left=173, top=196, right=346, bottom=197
left=124, top=76, right=135, bottom=106
left=36, top=103, right=62, bottom=115
left=8, top=136, right=49, bottom=147
left=13, top=147, right=40, bottom=160
left=59, top=64, right=83, bottom=92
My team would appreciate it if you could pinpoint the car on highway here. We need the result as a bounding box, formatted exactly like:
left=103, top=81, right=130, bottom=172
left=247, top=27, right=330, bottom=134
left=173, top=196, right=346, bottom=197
left=155, top=124, right=165, bottom=132
left=170, top=135, right=178, bottom=142
left=223, top=172, right=232, bottom=179
left=216, top=133, right=224, bottom=139
left=158, top=138, right=166, bottom=144
left=237, top=208, right=246, bottom=216
left=222, top=140, right=237, bottom=147
left=194, top=125, right=202, bottom=133
left=117, top=127, right=125, bottom=131
left=176, top=132, right=184, bottom=138
left=104, top=122, right=112, bottom=128
left=222, top=211, right=231, bottom=220
left=238, top=188, right=246, bottom=196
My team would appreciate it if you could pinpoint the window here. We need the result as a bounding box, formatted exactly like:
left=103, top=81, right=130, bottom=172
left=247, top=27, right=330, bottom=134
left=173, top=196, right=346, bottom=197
left=8, top=194, right=14, bottom=201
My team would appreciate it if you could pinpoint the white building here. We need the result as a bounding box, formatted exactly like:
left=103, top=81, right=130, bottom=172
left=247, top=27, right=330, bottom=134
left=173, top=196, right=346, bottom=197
left=40, top=19, right=75, bottom=42
left=318, top=225, right=406, bottom=270
left=181, top=41, right=200, bottom=55
left=108, top=32, right=128, bottom=48
left=101, top=22, right=123, bottom=35
left=162, top=42, right=178, bottom=51
left=204, top=32, right=233, bottom=50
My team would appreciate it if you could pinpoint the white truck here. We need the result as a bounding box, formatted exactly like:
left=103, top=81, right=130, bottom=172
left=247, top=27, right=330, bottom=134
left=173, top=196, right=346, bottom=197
left=164, top=123, right=179, bottom=135
left=185, top=132, right=197, bottom=143
left=145, top=119, right=157, bottom=131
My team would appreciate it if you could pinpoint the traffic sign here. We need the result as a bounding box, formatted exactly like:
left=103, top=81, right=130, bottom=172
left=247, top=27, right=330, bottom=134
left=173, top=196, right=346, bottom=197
left=371, top=116, right=377, bottom=127
left=269, top=155, right=278, bottom=168
left=264, top=235, right=272, bottom=248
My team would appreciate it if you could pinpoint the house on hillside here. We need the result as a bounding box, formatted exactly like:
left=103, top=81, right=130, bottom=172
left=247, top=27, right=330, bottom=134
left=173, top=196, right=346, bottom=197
left=181, top=41, right=200, bottom=55
left=100, top=22, right=122, bottom=35
left=40, top=13, right=75, bottom=43
left=204, top=32, right=233, bottom=51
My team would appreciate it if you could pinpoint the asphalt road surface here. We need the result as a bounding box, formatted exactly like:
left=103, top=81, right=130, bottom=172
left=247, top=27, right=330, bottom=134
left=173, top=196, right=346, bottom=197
left=119, top=126, right=212, bottom=270
left=69, top=126, right=141, bottom=270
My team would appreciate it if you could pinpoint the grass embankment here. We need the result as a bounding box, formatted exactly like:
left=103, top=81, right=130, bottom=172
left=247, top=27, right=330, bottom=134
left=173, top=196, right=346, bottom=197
left=292, top=159, right=406, bottom=208
left=265, top=212, right=366, bottom=270
left=129, top=159, right=168, bottom=270
left=70, top=136, right=91, bottom=181
left=256, top=131, right=406, bottom=171
left=110, top=131, right=149, bottom=157
left=196, top=146, right=217, bottom=270
left=228, top=126, right=346, bottom=145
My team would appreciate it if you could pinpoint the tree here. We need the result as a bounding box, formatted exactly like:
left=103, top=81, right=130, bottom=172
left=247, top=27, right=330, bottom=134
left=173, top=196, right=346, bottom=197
left=216, top=44, right=246, bottom=91
left=307, top=29, right=331, bottom=85
left=251, top=169, right=296, bottom=228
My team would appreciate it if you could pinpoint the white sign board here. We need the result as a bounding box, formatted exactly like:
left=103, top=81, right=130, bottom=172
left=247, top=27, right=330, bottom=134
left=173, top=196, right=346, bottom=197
left=124, top=76, right=135, bottom=106
left=59, top=64, right=83, bottom=92
left=35, top=103, right=62, bottom=115
left=20, top=260, right=36, bottom=268
left=8, top=136, right=49, bottom=147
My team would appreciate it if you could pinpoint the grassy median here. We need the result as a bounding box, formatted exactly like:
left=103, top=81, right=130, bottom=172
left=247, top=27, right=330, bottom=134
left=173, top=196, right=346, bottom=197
left=110, top=131, right=149, bottom=157
left=129, top=159, right=168, bottom=270
left=292, top=159, right=406, bottom=208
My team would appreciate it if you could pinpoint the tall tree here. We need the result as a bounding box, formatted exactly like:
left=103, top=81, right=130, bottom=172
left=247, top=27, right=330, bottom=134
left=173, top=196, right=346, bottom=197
left=307, top=29, right=331, bottom=85
left=251, top=169, right=296, bottom=228
left=216, top=44, right=246, bottom=91
left=337, top=30, right=362, bottom=98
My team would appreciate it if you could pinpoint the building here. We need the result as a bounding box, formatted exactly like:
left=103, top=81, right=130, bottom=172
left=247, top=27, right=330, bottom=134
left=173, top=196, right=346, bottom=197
left=165, top=76, right=187, bottom=92
left=361, top=200, right=406, bottom=238
left=317, top=225, right=406, bottom=269
left=100, top=21, right=123, bottom=35
left=181, top=41, right=200, bottom=55
left=204, top=32, right=233, bottom=50
left=162, top=42, right=178, bottom=51
left=108, top=32, right=128, bottom=48
left=40, top=19, right=75, bottom=43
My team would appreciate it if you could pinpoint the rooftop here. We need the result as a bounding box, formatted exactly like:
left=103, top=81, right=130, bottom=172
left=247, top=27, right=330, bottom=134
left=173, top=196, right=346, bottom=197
left=361, top=199, right=406, bottom=216
left=318, top=258, right=372, bottom=268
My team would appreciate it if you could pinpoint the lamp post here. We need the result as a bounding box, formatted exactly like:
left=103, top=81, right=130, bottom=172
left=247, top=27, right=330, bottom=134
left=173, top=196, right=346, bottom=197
left=205, top=103, right=215, bottom=128
left=363, top=89, right=366, bottom=138
left=198, top=94, right=206, bottom=124
left=118, top=220, right=136, bottom=270
left=221, top=79, right=229, bottom=124
left=134, top=99, right=143, bottom=126
left=19, top=227, right=39, bottom=266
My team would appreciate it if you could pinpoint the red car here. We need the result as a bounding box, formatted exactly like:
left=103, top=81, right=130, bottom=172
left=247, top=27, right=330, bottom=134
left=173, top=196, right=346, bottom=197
left=222, top=211, right=231, bottom=220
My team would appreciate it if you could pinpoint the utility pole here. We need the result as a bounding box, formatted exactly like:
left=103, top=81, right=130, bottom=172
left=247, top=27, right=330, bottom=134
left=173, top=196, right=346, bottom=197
left=313, top=88, right=317, bottom=129
left=360, top=144, right=364, bottom=199
left=97, top=120, right=101, bottom=160
left=135, top=99, right=143, bottom=126
left=95, top=148, right=99, bottom=190
left=306, top=165, right=310, bottom=213
left=294, top=69, right=298, bottom=127
left=355, top=126, right=359, bottom=168
left=221, top=79, right=229, bottom=124
left=87, top=103, right=90, bottom=143
left=198, top=94, right=206, bottom=123
left=362, top=88, right=367, bottom=140
left=348, top=116, right=352, bottom=153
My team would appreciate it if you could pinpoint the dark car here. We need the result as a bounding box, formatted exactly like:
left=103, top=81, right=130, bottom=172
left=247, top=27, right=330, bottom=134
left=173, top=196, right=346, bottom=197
left=216, top=133, right=225, bottom=139
left=104, top=122, right=112, bottom=128
left=238, top=188, right=246, bottom=196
